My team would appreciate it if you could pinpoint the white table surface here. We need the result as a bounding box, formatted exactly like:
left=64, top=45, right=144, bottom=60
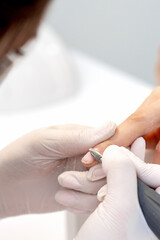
left=0, top=50, right=153, bottom=240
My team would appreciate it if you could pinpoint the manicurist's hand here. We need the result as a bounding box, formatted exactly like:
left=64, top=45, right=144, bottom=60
left=0, top=122, right=116, bottom=218
left=82, top=87, right=160, bottom=167
left=75, top=143, right=159, bottom=240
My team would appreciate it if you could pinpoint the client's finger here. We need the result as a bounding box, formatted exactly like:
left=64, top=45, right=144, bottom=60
left=82, top=118, right=145, bottom=167
left=82, top=115, right=148, bottom=167
left=82, top=94, right=160, bottom=167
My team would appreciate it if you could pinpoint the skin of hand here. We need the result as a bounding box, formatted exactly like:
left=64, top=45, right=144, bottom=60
left=82, top=86, right=160, bottom=167
left=75, top=144, right=159, bottom=240
left=0, top=122, right=116, bottom=219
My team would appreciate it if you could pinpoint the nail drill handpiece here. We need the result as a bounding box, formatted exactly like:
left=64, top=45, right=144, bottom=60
left=89, top=148, right=160, bottom=239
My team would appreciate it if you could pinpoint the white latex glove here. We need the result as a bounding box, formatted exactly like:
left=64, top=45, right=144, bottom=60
left=57, top=137, right=145, bottom=213
left=56, top=167, right=106, bottom=214
left=75, top=144, right=158, bottom=240
left=55, top=121, right=116, bottom=214
left=87, top=137, right=160, bottom=200
left=0, top=122, right=116, bottom=218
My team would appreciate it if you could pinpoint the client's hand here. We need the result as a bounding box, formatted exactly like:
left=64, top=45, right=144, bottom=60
left=0, top=122, right=116, bottom=219
left=82, top=87, right=160, bottom=166
left=75, top=144, right=159, bottom=240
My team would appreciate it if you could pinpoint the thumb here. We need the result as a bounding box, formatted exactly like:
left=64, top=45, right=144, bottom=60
left=75, top=146, right=139, bottom=240
left=97, top=139, right=145, bottom=202
left=130, top=137, right=146, bottom=161
left=102, top=145, right=138, bottom=202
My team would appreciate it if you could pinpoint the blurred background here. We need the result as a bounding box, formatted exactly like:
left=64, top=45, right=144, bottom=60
left=45, top=0, right=160, bottom=85
left=0, top=1, right=158, bottom=239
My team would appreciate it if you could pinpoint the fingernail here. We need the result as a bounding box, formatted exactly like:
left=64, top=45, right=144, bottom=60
left=81, top=152, right=95, bottom=165
left=58, top=174, right=81, bottom=189
left=87, top=164, right=105, bottom=181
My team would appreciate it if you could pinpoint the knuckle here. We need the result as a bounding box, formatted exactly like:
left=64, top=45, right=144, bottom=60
left=128, top=111, right=146, bottom=123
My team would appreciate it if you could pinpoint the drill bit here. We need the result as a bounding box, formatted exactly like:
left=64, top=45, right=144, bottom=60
left=89, top=148, right=102, bottom=163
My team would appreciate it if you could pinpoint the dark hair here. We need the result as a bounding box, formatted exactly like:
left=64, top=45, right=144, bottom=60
left=0, top=0, right=51, bottom=59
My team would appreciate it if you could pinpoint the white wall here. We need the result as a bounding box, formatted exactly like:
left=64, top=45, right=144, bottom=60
left=45, top=0, right=160, bottom=84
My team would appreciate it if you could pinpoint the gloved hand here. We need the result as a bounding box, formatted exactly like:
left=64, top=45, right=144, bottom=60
left=56, top=137, right=145, bottom=212
left=75, top=144, right=159, bottom=240
left=0, top=122, right=116, bottom=218
left=56, top=163, right=107, bottom=214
